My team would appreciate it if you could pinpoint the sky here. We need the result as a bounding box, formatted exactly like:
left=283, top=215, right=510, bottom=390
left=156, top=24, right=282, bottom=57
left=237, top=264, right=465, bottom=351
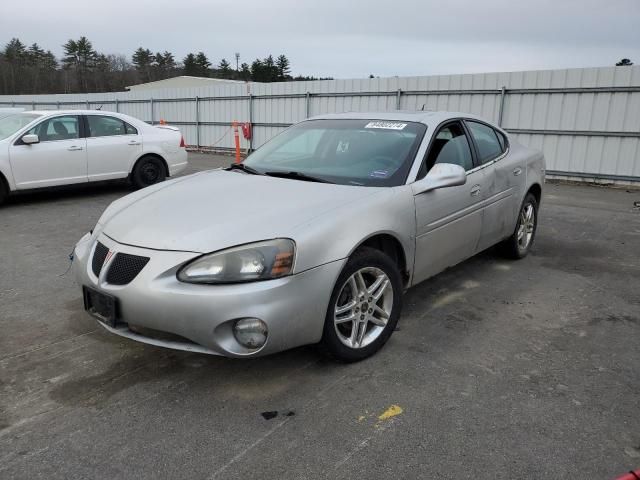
left=2, top=0, right=639, bottom=78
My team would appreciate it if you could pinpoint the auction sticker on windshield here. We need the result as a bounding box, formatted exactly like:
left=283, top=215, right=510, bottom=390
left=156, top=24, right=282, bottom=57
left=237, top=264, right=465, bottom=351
left=364, top=121, right=407, bottom=130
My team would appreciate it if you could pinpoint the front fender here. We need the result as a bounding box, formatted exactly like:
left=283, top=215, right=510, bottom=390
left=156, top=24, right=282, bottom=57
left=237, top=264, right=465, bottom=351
left=291, top=186, right=416, bottom=277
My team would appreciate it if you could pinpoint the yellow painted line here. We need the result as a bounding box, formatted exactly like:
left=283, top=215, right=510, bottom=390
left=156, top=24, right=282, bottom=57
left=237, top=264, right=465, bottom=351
left=378, top=405, right=403, bottom=421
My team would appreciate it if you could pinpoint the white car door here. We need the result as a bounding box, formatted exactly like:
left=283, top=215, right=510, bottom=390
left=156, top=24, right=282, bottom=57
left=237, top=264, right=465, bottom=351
left=9, top=114, right=87, bottom=189
left=85, top=114, right=142, bottom=182
left=411, top=121, right=486, bottom=285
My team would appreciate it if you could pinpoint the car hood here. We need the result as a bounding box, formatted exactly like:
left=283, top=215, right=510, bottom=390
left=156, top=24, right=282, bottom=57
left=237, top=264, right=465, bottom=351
left=101, top=169, right=381, bottom=253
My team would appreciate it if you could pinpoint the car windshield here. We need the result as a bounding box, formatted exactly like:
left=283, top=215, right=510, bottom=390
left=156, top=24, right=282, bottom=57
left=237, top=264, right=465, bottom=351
left=244, top=119, right=427, bottom=186
left=0, top=113, right=42, bottom=141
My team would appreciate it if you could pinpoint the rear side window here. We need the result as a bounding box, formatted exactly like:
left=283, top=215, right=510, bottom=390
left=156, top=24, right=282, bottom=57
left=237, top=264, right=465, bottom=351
left=466, top=121, right=503, bottom=164
left=87, top=115, right=136, bottom=137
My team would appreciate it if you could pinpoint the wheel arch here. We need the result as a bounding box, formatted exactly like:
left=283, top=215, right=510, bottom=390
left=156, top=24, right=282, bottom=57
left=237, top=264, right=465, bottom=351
left=527, top=183, right=542, bottom=205
left=130, top=153, right=169, bottom=178
left=0, top=170, right=10, bottom=194
left=352, top=233, right=409, bottom=287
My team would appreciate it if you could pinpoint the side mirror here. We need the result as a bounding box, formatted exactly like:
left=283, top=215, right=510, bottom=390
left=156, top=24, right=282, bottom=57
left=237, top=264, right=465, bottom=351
left=21, top=134, right=40, bottom=145
left=416, top=163, right=467, bottom=194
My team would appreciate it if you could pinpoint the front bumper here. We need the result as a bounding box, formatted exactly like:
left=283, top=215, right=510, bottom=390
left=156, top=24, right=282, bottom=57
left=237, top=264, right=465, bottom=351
left=74, top=232, right=345, bottom=357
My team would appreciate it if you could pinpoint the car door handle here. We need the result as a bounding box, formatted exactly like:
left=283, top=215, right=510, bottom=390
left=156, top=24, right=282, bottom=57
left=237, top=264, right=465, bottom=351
left=128, top=141, right=141, bottom=146
left=513, top=167, right=523, bottom=176
left=470, top=184, right=481, bottom=196
left=67, top=146, right=83, bottom=151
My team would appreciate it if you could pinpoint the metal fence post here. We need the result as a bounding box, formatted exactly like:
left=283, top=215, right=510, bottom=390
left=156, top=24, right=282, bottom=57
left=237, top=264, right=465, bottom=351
left=57, top=101, right=60, bottom=110
left=115, top=98, right=119, bottom=113
left=195, top=96, right=200, bottom=149
left=86, top=100, right=90, bottom=110
left=150, top=98, right=154, bottom=125
left=498, top=86, right=506, bottom=127
left=396, top=89, right=402, bottom=110
left=305, top=92, right=311, bottom=118
left=32, top=101, right=35, bottom=111
left=248, top=94, right=253, bottom=152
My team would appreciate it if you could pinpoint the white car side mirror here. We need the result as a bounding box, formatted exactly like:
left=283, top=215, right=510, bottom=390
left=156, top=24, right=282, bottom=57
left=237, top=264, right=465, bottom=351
left=21, top=134, right=40, bottom=145
left=416, top=163, right=467, bottom=194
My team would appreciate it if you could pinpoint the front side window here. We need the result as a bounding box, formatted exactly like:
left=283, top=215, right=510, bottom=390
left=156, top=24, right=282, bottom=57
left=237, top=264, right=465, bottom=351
left=420, top=122, right=474, bottom=178
left=0, top=113, right=42, bottom=141
left=27, top=115, right=79, bottom=142
left=244, top=119, right=427, bottom=187
left=87, top=115, right=133, bottom=137
left=466, top=121, right=503, bottom=164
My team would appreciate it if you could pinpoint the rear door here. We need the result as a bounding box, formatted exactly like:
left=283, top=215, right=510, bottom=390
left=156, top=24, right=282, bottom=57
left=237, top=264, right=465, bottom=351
left=85, top=114, right=142, bottom=182
left=9, top=114, right=87, bottom=189
left=412, top=121, right=486, bottom=285
left=465, top=120, right=523, bottom=250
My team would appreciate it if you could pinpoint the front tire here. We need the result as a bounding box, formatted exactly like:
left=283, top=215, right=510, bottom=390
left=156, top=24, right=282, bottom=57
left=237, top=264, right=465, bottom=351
left=320, top=247, right=403, bottom=362
left=501, top=192, right=538, bottom=259
left=131, top=156, right=167, bottom=189
left=0, top=180, right=6, bottom=206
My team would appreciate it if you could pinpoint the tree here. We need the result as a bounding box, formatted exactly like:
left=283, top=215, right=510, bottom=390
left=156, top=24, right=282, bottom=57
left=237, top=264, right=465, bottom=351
left=154, top=51, right=176, bottom=79
left=182, top=53, right=198, bottom=76
left=250, top=58, right=265, bottom=82
left=239, top=62, right=251, bottom=81
left=194, top=52, right=211, bottom=76
left=132, top=47, right=155, bottom=82
left=218, top=58, right=232, bottom=79
left=263, top=55, right=278, bottom=82
left=616, top=58, right=633, bottom=66
left=62, top=36, right=97, bottom=92
left=2, top=38, right=28, bottom=93
left=276, top=54, right=291, bottom=80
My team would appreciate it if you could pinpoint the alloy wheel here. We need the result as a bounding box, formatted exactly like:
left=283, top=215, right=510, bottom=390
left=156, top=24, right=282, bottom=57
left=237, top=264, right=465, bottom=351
left=517, top=203, right=535, bottom=250
left=333, top=267, right=393, bottom=349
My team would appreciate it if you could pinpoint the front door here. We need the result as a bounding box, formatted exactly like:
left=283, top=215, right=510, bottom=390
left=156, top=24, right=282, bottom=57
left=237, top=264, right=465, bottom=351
left=9, top=114, right=87, bottom=189
left=412, top=121, right=485, bottom=285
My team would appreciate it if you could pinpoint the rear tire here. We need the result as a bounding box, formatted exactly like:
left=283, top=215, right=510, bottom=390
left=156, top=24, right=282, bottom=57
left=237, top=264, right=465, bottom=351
left=320, top=247, right=403, bottom=362
left=131, top=156, right=166, bottom=189
left=500, top=192, right=538, bottom=259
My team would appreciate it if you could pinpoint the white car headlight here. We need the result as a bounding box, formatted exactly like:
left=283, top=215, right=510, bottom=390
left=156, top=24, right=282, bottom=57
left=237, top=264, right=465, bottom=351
left=177, top=239, right=295, bottom=284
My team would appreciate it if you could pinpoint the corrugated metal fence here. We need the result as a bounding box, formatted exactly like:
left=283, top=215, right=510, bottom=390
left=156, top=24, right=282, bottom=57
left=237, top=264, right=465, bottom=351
left=1, top=66, right=639, bottom=184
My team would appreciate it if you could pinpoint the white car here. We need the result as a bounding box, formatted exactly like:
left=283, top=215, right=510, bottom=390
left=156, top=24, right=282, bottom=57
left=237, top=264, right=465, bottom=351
left=0, top=110, right=188, bottom=204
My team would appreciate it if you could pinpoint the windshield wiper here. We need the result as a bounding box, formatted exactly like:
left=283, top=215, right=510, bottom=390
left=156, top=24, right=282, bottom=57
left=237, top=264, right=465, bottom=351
left=226, top=163, right=262, bottom=175
left=264, top=170, right=332, bottom=184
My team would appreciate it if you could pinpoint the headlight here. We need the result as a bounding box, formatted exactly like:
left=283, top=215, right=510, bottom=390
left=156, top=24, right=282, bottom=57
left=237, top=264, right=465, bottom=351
left=177, top=239, right=295, bottom=284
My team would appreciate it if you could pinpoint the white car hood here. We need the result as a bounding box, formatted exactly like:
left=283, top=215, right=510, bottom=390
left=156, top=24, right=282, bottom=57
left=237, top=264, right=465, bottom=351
left=101, top=169, right=380, bottom=253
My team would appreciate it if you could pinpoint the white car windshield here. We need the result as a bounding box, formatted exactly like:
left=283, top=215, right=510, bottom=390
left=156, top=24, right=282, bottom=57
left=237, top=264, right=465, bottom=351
left=0, top=113, right=42, bottom=141
left=244, top=119, right=427, bottom=186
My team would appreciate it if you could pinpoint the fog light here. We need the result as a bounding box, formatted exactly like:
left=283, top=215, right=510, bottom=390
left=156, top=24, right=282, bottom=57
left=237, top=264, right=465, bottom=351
left=233, top=318, right=268, bottom=349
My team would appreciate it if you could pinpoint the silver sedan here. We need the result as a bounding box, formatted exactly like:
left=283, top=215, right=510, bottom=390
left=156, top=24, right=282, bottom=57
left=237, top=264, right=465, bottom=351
left=73, top=111, right=545, bottom=362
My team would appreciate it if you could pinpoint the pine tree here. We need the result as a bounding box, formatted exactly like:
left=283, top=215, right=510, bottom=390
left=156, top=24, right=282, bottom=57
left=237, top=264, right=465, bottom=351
left=132, top=47, right=155, bottom=82
left=194, top=52, right=211, bottom=76
left=276, top=54, right=291, bottom=80
left=62, top=36, right=97, bottom=92
left=218, top=58, right=232, bottom=79
left=239, top=62, right=251, bottom=81
left=182, top=53, right=198, bottom=76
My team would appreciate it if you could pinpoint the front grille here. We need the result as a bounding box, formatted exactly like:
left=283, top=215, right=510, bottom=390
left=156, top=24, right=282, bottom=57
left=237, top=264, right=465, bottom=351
left=105, top=253, right=150, bottom=285
left=92, top=242, right=109, bottom=277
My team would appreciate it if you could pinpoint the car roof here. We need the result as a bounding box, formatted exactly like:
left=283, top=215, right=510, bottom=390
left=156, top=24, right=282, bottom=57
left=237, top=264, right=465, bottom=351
left=307, top=110, right=488, bottom=127
left=28, top=110, right=128, bottom=116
